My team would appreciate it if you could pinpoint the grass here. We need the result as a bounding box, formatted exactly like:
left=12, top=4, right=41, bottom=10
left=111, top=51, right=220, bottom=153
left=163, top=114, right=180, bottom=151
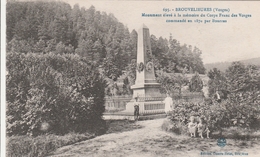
left=220, top=126, right=260, bottom=140
left=162, top=119, right=260, bottom=141
left=104, top=108, right=125, bottom=113
left=7, top=119, right=142, bottom=157
left=106, top=120, right=143, bottom=134
left=7, top=132, right=95, bottom=157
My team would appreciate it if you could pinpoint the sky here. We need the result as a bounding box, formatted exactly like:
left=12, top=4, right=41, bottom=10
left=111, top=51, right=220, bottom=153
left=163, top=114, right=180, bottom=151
left=63, top=0, right=260, bottom=64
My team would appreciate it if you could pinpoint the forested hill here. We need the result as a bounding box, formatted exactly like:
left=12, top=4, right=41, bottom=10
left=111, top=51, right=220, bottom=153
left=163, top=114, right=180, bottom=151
left=7, top=1, right=206, bottom=81
left=204, top=57, right=260, bottom=72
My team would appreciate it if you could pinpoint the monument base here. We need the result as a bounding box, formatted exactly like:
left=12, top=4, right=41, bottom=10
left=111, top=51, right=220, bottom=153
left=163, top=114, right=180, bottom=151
left=124, top=82, right=165, bottom=115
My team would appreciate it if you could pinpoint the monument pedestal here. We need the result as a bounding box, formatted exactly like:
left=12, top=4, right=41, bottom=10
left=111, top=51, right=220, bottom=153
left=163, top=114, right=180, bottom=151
left=125, top=83, right=165, bottom=115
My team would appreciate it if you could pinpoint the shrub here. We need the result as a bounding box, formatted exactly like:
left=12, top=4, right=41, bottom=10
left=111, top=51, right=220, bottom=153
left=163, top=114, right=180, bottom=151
left=207, top=62, right=260, bottom=128
left=169, top=100, right=260, bottom=136
left=165, top=101, right=258, bottom=139
left=6, top=52, right=107, bottom=136
left=164, top=63, right=260, bottom=137
left=169, top=101, right=232, bottom=132
left=161, top=119, right=188, bottom=135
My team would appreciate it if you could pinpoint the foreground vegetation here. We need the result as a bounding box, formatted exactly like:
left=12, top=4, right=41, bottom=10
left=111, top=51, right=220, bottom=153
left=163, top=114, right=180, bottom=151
left=43, top=119, right=260, bottom=157
left=7, top=120, right=142, bottom=157
left=7, top=52, right=107, bottom=136
left=7, top=132, right=95, bottom=157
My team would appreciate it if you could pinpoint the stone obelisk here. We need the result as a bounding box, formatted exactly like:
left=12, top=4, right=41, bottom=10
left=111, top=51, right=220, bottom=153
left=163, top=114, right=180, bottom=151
left=124, top=24, right=164, bottom=114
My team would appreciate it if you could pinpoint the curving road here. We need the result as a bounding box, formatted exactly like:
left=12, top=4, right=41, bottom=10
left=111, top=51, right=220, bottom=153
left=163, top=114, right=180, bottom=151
left=48, top=118, right=260, bottom=157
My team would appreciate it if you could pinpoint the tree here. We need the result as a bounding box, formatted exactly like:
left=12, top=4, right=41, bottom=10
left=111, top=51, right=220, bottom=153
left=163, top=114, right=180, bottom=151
left=129, top=29, right=138, bottom=60
left=156, top=70, right=189, bottom=95
left=123, top=59, right=137, bottom=95
left=207, top=68, right=227, bottom=98
left=225, top=62, right=260, bottom=103
left=102, top=23, right=128, bottom=80
left=189, top=72, right=203, bottom=92
left=192, top=47, right=206, bottom=74
left=206, top=62, right=260, bottom=128
left=34, top=39, right=46, bottom=53
left=151, top=35, right=169, bottom=71
left=125, top=59, right=137, bottom=86
left=224, top=62, right=260, bottom=127
left=174, top=72, right=189, bottom=95
left=75, top=38, right=100, bottom=62
left=55, top=42, right=74, bottom=54
left=102, top=55, right=122, bottom=81
left=7, top=38, right=34, bottom=54
left=166, top=34, right=181, bottom=72
left=156, top=70, right=175, bottom=94
left=122, top=77, right=132, bottom=95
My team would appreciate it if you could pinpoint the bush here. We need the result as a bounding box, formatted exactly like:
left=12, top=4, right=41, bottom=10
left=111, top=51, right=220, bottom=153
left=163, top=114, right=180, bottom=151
left=164, top=101, right=260, bottom=140
left=6, top=52, right=107, bottom=136
left=169, top=101, right=233, bottom=131
left=7, top=133, right=95, bottom=157
left=161, top=119, right=188, bottom=135
left=168, top=100, right=260, bottom=137
left=163, top=62, right=260, bottom=137
left=207, top=62, right=260, bottom=128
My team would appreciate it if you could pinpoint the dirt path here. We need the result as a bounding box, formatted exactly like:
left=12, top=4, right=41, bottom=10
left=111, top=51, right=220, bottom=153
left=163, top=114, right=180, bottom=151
left=48, top=119, right=260, bottom=157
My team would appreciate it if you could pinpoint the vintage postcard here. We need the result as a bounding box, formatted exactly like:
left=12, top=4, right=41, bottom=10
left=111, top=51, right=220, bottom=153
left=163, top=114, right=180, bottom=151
left=2, top=0, right=260, bottom=157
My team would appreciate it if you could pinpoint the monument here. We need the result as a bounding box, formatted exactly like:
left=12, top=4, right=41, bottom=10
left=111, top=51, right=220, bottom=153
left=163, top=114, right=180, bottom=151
left=124, top=24, right=165, bottom=115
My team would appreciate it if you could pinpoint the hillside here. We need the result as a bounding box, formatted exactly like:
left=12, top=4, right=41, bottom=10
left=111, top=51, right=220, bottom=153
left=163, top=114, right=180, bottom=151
left=6, top=1, right=206, bottom=79
left=204, top=57, right=260, bottom=72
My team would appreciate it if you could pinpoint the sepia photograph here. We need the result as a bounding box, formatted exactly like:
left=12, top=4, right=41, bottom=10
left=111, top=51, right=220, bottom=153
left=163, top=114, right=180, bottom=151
left=2, top=0, right=260, bottom=156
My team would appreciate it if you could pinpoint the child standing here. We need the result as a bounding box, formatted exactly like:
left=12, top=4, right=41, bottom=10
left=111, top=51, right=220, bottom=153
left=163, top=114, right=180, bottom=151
left=197, top=117, right=210, bottom=138
left=188, top=116, right=197, bottom=137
